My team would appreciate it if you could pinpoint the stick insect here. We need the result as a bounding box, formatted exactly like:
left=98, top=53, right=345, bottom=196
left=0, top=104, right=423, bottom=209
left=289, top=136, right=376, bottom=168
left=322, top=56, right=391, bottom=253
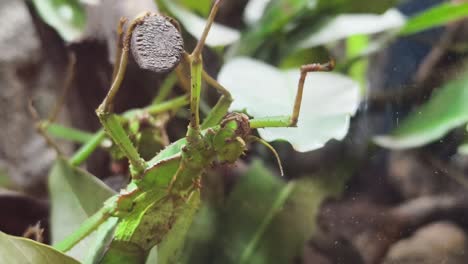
left=52, top=0, right=334, bottom=263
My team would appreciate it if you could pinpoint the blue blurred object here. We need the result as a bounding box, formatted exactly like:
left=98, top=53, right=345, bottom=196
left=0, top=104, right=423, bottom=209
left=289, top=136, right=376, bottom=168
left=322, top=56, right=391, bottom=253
left=379, top=0, right=445, bottom=89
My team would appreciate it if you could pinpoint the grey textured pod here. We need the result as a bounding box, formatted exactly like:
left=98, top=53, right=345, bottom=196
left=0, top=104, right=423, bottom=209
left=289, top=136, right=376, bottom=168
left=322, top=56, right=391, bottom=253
left=131, top=14, right=184, bottom=73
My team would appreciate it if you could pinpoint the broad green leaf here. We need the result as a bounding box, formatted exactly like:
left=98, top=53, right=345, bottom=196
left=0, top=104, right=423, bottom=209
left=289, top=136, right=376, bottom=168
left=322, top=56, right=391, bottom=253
left=157, top=0, right=240, bottom=46
left=232, top=0, right=398, bottom=56
left=232, top=0, right=313, bottom=56
left=251, top=0, right=311, bottom=34
left=180, top=160, right=352, bottom=264
left=400, top=2, right=468, bottom=36
left=247, top=0, right=308, bottom=33
left=179, top=0, right=212, bottom=17
left=0, top=231, right=79, bottom=264
left=213, top=160, right=331, bottom=264
left=158, top=192, right=201, bottom=264
left=31, top=0, right=86, bottom=42
left=218, top=57, right=360, bottom=152
left=347, top=34, right=369, bottom=95
left=374, top=73, right=468, bottom=149
left=296, top=9, right=405, bottom=49
left=316, top=0, right=397, bottom=14
left=49, top=158, right=116, bottom=261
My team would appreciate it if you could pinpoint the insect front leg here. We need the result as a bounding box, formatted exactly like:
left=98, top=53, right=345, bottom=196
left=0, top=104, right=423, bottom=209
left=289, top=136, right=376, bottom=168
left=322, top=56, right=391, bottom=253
left=249, top=60, right=335, bottom=129
left=96, top=14, right=150, bottom=177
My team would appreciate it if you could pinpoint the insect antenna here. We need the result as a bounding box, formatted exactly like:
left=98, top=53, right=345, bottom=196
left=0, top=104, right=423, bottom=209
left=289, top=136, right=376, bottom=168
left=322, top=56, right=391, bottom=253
left=112, top=17, right=128, bottom=80
left=248, top=136, right=284, bottom=176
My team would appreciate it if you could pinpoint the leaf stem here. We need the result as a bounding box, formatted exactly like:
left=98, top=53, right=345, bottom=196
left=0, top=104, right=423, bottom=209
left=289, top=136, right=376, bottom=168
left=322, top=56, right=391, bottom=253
left=70, top=130, right=106, bottom=167
left=240, top=182, right=295, bottom=263
left=54, top=207, right=112, bottom=252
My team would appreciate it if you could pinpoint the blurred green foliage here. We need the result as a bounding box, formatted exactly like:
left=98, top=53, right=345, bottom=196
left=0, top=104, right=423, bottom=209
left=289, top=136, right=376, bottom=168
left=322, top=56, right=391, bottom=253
left=181, top=160, right=347, bottom=264
left=375, top=70, right=468, bottom=149
left=31, top=0, right=85, bottom=42
left=0, top=231, right=79, bottom=264
left=49, top=158, right=115, bottom=262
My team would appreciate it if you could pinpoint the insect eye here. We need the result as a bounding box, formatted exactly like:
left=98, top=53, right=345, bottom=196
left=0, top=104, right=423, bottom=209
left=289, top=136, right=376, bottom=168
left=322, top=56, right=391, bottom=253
left=131, top=14, right=184, bottom=73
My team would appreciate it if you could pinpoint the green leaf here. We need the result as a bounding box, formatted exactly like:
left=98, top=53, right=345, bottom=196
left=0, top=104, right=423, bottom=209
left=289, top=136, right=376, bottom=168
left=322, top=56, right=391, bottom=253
left=316, top=0, right=397, bottom=14
left=180, top=160, right=352, bottom=264
left=296, top=9, right=405, bottom=49
left=232, top=0, right=312, bottom=56
left=347, top=34, right=369, bottom=94
left=31, top=0, right=86, bottom=42
left=374, top=73, right=468, bottom=149
left=218, top=57, right=360, bottom=152
left=157, top=0, right=240, bottom=46
left=49, top=158, right=116, bottom=261
left=179, top=0, right=212, bottom=17
left=214, top=160, right=332, bottom=264
left=400, top=2, right=468, bottom=36
left=253, top=0, right=311, bottom=35
left=233, top=0, right=398, bottom=56
left=0, top=231, right=79, bottom=264
left=158, top=192, right=201, bottom=264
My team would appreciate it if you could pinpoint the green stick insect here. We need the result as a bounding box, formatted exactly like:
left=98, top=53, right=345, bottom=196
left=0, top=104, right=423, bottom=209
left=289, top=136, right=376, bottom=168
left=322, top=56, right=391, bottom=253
left=51, top=1, right=334, bottom=263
